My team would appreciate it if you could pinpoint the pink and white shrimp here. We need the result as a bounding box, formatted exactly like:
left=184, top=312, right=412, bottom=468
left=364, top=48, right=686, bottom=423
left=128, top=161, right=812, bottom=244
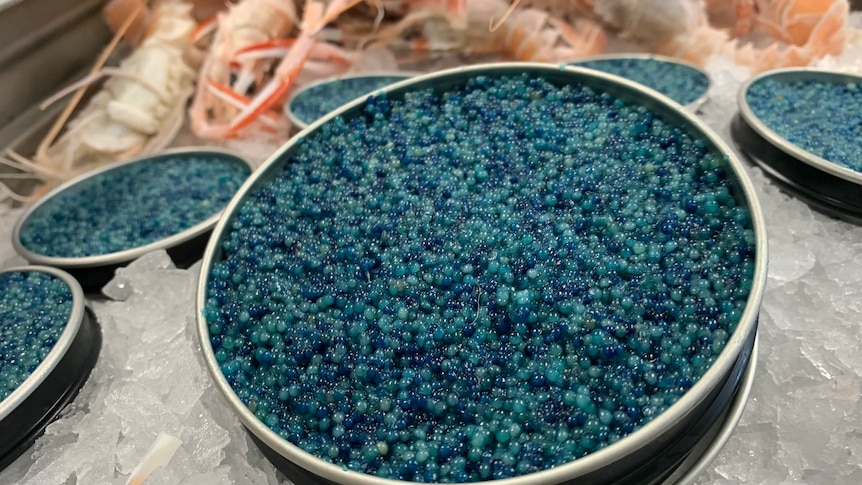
left=489, top=4, right=607, bottom=62
left=188, top=0, right=300, bottom=142
left=3, top=0, right=198, bottom=202
left=364, top=0, right=606, bottom=62
left=189, top=0, right=366, bottom=142
left=705, top=0, right=757, bottom=38
left=504, top=0, right=851, bottom=72
left=228, top=0, right=367, bottom=134
left=656, top=0, right=850, bottom=72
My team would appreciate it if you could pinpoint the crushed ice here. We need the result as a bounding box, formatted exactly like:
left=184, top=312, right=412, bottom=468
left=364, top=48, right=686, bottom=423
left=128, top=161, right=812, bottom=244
left=0, top=250, right=280, bottom=484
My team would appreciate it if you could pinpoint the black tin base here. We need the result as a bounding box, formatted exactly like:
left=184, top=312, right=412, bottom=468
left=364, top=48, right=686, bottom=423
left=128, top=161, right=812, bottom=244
left=731, top=115, right=862, bottom=225
left=0, top=308, right=102, bottom=471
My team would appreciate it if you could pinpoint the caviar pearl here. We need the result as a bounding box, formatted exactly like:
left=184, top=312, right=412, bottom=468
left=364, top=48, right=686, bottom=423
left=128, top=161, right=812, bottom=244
left=746, top=77, right=862, bottom=173
left=0, top=271, right=73, bottom=402
left=206, top=73, right=755, bottom=482
left=19, top=154, right=250, bottom=258
left=571, top=57, right=709, bottom=106
left=289, top=74, right=413, bottom=127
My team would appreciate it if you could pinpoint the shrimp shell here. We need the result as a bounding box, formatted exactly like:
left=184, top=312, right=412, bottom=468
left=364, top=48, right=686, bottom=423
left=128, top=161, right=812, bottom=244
left=3, top=0, right=198, bottom=202
left=189, top=0, right=299, bottom=142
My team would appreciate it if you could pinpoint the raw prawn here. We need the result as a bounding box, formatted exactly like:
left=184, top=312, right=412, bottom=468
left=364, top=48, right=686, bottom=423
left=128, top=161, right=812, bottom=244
left=191, top=0, right=365, bottom=140
left=496, top=0, right=700, bottom=52
left=364, top=0, right=606, bottom=62
left=188, top=0, right=301, bottom=141
left=231, top=0, right=368, bottom=132
left=321, top=0, right=464, bottom=44
left=103, top=0, right=232, bottom=46
left=656, top=0, right=850, bottom=72
left=498, top=0, right=851, bottom=72
left=754, top=0, right=848, bottom=46
left=2, top=0, right=198, bottom=202
left=705, top=0, right=848, bottom=45
left=705, top=0, right=756, bottom=38
left=488, top=5, right=607, bottom=62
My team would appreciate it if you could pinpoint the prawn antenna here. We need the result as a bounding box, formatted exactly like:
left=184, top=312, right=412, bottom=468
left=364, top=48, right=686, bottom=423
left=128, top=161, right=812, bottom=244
left=372, top=0, right=385, bottom=31
left=37, top=0, right=145, bottom=162
left=489, top=0, right=521, bottom=32
left=0, top=182, right=30, bottom=203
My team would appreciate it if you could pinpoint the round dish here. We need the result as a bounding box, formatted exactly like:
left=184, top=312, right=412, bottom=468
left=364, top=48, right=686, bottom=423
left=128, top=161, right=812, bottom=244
left=197, top=63, right=768, bottom=484
left=667, top=331, right=758, bottom=485
left=570, top=54, right=711, bottom=109
left=13, top=147, right=253, bottom=289
left=734, top=68, right=862, bottom=219
left=285, top=71, right=418, bottom=129
left=0, top=266, right=100, bottom=471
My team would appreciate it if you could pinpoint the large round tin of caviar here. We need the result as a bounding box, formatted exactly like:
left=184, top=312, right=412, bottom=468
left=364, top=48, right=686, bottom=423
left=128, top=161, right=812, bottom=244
left=0, top=265, right=101, bottom=471
left=12, top=147, right=254, bottom=289
left=569, top=54, right=711, bottom=110
left=661, top=332, right=757, bottom=484
left=285, top=71, right=420, bottom=129
left=197, top=63, right=767, bottom=484
left=733, top=68, right=862, bottom=222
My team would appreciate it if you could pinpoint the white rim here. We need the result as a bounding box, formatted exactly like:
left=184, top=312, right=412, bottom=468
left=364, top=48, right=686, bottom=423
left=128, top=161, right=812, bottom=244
left=570, top=53, right=712, bottom=109
left=671, top=332, right=759, bottom=484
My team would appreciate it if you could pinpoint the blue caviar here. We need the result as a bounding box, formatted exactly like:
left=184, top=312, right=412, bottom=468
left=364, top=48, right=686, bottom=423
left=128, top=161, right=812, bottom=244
left=205, top=73, right=755, bottom=482
left=289, top=75, right=412, bottom=126
left=571, top=57, right=709, bottom=106
left=746, top=78, right=862, bottom=173
left=0, top=271, right=73, bottom=402
left=19, top=155, right=251, bottom=258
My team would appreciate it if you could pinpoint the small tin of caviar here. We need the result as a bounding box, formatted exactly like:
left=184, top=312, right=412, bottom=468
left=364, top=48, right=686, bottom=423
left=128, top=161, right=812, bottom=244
left=285, top=71, right=419, bottom=129
left=12, top=147, right=254, bottom=290
left=570, top=54, right=711, bottom=110
left=197, top=63, right=767, bottom=485
left=734, top=68, right=862, bottom=223
left=0, top=266, right=100, bottom=471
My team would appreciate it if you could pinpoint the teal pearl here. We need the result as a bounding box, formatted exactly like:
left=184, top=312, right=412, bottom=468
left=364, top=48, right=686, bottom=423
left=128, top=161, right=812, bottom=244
left=19, top=155, right=250, bottom=257
left=205, top=73, right=755, bottom=482
left=0, top=271, right=73, bottom=402
left=570, top=57, right=709, bottom=106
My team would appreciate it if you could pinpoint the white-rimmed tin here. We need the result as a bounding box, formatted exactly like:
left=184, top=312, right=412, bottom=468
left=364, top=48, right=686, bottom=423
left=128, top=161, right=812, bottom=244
left=284, top=71, right=421, bottom=129
left=0, top=265, right=100, bottom=470
left=570, top=54, right=711, bottom=111
left=197, top=62, right=768, bottom=485
left=733, top=68, right=862, bottom=222
left=12, top=147, right=253, bottom=289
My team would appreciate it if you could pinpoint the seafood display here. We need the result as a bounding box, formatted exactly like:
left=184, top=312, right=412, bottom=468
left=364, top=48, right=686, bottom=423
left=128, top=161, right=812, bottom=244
left=658, top=0, right=850, bottom=71
left=188, top=0, right=301, bottom=141
left=509, top=0, right=851, bottom=71
left=2, top=0, right=198, bottom=202
left=0, top=0, right=857, bottom=202
left=360, top=0, right=607, bottom=62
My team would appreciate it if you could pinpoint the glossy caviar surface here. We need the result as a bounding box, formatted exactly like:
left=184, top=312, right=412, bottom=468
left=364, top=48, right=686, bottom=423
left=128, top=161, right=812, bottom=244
left=205, top=73, right=755, bottom=482
left=20, top=154, right=250, bottom=258
left=746, top=77, right=862, bottom=173
left=290, top=75, right=412, bottom=126
left=572, top=58, right=709, bottom=106
left=0, top=271, right=73, bottom=402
